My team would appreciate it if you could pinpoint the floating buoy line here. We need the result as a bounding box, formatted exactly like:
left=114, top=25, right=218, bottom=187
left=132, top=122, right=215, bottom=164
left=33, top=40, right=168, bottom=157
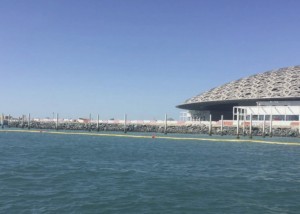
left=0, top=129, right=299, bottom=146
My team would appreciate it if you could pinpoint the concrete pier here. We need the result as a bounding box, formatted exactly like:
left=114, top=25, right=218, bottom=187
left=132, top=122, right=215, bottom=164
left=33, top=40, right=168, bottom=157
left=28, top=113, right=31, bottom=130
left=242, top=113, right=245, bottom=136
left=269, top=114, right=273, bottom=137
left=97, top=114, right=100, bottom=132
left=56, top=113, right=59, bottom=130
left=89, top=113, right=91, bottom=132
left=22, top=115, right=25, bottom=129
left=209, top=114, right=212, bottom=136
left=164, top=113, right=168, bottom=135
left=236, top=112, right=240, bottom=139
left=8, top=114, right=10, bottom=128
left=124, top=114, right=127, bottom=133
left=249, top=114, right=253, bottom=139
left=220, top=115, right=223, bottom=136
left=262, top=116, right=265, bottom=138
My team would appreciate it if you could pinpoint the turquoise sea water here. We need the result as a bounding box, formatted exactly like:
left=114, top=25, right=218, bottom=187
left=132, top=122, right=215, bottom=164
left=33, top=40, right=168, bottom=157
left=0, top=131, right=300, bottom=213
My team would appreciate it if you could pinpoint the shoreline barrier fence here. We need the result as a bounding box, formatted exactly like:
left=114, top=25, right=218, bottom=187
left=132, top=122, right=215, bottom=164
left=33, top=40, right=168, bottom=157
left=3, top=118, right=300, bottom=127
left=1, top=115, right=300, bottom=131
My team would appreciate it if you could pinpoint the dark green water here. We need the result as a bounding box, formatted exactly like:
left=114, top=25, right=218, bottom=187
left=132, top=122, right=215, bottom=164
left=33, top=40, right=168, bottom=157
left=0, top=131, right=300, bottom=213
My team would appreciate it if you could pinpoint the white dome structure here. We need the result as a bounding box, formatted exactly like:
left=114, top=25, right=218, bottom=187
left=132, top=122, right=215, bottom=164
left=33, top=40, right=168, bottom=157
left=177, top=66, right=300, bottom=120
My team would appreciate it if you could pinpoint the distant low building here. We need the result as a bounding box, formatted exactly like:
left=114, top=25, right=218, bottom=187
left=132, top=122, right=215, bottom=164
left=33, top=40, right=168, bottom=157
left=77, top=118, right=90, bottom=123
left=179, top=111, right=192, bottom=121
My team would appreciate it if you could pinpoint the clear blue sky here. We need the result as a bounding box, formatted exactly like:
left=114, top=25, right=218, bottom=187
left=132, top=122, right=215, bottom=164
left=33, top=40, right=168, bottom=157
left=1, top=0, right=300, bottom=120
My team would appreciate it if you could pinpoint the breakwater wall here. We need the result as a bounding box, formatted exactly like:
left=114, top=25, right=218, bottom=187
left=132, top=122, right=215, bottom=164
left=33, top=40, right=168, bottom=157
left=5, top=121, right=300, bottom=137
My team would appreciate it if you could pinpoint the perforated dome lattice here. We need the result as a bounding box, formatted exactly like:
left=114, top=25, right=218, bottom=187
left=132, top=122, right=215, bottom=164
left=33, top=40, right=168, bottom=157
left=184, top=66, right=300, bottom=104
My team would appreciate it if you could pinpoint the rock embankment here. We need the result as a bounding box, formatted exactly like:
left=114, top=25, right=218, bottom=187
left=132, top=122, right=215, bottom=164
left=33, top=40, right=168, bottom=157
left=6, top=121, right=300, bottom=137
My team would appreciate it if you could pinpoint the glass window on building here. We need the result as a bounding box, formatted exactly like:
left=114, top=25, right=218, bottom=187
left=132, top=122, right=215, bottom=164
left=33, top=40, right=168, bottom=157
left=286, top=115, right=299, bottom=121
left=273, top=115, right=285, bottom=121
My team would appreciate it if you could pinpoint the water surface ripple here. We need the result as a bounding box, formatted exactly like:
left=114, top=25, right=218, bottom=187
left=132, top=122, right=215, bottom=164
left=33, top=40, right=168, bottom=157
left=0, top=132, right=299, bottom=213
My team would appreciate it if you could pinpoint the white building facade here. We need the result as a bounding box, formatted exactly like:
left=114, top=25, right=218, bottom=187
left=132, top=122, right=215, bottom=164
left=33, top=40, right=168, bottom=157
left=233, top=101, right=300, bottom=121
